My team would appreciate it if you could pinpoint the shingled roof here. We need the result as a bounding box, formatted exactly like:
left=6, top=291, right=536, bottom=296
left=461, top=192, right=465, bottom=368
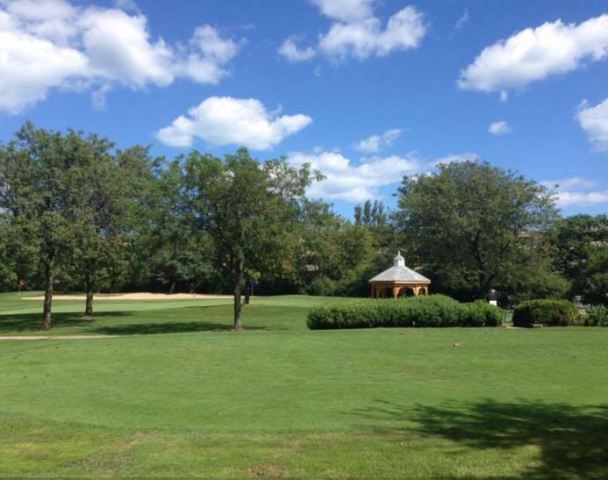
left=369, top=252, right=431, bottom=284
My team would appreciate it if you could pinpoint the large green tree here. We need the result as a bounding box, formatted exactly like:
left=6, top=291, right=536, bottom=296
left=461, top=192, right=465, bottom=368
left=140, top=160, right=215, bottom=294
left=183, top=148, right=317, bottom=330
left=395, top=161, right=561, bottom=301
left=0, top=123, right=112, bottom=327
left=547, top=214, right=608, bottom=304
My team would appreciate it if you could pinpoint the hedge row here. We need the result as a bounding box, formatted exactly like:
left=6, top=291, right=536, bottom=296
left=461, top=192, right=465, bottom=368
left=512, top=299, right=580, bottom=327
left=307, top=294, right=504, bottom=330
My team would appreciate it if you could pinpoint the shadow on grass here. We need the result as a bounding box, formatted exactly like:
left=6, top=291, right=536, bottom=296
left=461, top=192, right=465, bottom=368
left=0, top=311, right=125, bottom=333
left=93, top=322, right=266, bottom=335
left=0, top=305, right=267, bottom=335
left=352, top=399, right=608, bottom=480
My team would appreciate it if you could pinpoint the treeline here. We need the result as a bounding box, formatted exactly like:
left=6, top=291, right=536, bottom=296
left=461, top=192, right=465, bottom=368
left=1, top=123, right=607, bottom=328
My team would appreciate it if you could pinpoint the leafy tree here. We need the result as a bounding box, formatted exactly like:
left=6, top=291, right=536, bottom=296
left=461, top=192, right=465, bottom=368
left=354, top=200, right=387, bottom=226
left=546, top=214, right=608, bottom=303
left=66, top=134, right=125, bottom=316
left=183, top=148, right=318, bottom=330
left=0, top=215, right=16, bottom=290
left=0, top=123, right=99, bottom=328
left=395, top=161, right=560, bottom=301
left=141, top=160, right=215, bottom=294
left=586, top=247, right=608, bottom=305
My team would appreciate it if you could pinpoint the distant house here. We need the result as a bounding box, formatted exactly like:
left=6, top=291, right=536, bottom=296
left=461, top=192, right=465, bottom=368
left=369, top=251, right=430, bottom=298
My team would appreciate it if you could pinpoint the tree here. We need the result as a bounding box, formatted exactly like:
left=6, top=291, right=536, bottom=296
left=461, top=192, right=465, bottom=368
left=0, top=214, right=16, bottom=290
left=141, top=160, right=215, bottom=294
left=546, top=214, right=608, bottom=303
left=0, top=123, right=103, bottom=327
left=183, top=148, right=318, bottom=330
left=395, top=161, right=560, bottom=301
left=354, top=200, right=387, bottom=226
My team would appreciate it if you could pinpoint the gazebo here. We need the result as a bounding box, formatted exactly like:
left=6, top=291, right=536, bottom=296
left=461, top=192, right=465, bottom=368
left=369, top=251, right=431, bottom=298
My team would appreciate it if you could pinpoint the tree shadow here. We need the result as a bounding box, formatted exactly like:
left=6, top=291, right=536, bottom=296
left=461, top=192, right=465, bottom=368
left=93, top=322, right=266, bottom=335
left=0, top=311, right=125, bottom=333
left=0, top=305, right=267, bottom=335
left=352, top=399, right=608, bottom=479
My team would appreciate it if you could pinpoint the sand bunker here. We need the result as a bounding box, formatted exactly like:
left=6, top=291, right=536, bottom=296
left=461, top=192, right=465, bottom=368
left=22, top=292, right=232, bottom=301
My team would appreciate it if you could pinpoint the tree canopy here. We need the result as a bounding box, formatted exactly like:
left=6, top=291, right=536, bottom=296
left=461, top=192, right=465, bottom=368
left=394, top=161, right=562, bottom=301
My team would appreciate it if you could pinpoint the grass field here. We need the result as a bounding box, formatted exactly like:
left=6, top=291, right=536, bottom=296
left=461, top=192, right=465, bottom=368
left=1, top=292, right=607, bottom=479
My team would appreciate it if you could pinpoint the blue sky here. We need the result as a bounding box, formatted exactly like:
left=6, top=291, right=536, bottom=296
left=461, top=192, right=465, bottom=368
left=1, top=0, right=607, bottom=217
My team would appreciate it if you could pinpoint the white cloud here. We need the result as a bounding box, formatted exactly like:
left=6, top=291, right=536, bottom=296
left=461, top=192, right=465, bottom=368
left=355, top=128, right=401, bottom=152
left=0, top=0, right=241, bottom=113
left=176, top=25, right=241, bottom=84
left=157, top=96, right=312, bottom=150
left=488, top=121, right=511, bottom=135
left=289, top=150, right=425, bottom=201
left=577, top=98, right=608, bottom=151
left=288, top=149, right=477, bottom=202
left=555, top=190, right=608, bottom=207
left=319, top=6, right=426, bottom=60
left=79, top=8, right=174, bottom=88
left=278, top=36, right=316, bottom=62
left=311, top=0, right=374, bottom=23
left=542, top=177, right=608, bottom=208
left=278, top=2, right=426, bottom=62
left=459, top=14, right=608, bottom=94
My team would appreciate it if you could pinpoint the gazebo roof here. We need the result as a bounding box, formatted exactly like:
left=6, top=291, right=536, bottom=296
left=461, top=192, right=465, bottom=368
left=369, top=251, right=431, bottom=284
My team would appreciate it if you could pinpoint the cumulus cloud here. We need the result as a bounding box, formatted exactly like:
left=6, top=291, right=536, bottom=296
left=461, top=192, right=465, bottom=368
left=0, top=0, right=241, bottom=113
left=542, top=177, right=608, bottom=208
left=577, top=98, right=608, bottom=151
left=278, top=0, right=426, bottom=62
left=311, top=0, right=374, bottom=23
left=278, top=36, right=316, bottom=62
left=157, top=96, right=312, bottom=150
left=459, top=14, right=608, bottom=94
left=288, top=149, right=478, bottom=202
left=288, top=150, right=424, bottom=201
left=355, top=128, right=401, bottom=152
left=488, top=121, right=511, bottom=135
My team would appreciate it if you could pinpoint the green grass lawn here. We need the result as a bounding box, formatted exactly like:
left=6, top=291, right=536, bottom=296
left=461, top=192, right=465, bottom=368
left=1, top=292, right=607, bottom=479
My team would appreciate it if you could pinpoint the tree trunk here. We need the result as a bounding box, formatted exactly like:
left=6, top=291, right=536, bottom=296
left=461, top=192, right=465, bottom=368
left=244, top=279, right=252, bottom=305
left=233, top=279, right=243, bottom=331
left=85, top=272, right=94, bottom=317
left=85, top=290, right=94, bottom=317
left=42, top=263, right=53, bottom=329
left=169, top=279, right=176, bottom=295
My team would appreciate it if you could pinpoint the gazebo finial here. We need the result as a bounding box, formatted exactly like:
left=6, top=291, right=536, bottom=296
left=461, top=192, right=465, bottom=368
left=394, top=250, right=405, bottom=267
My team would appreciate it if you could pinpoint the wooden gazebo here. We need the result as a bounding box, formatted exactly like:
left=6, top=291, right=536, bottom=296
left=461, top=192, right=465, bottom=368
left=369, top=251, right=430, bottom=298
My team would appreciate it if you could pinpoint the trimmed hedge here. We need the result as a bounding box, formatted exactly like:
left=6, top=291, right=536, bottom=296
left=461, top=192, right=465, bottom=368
left=585, top=305, right=608, bottom=327
left=307, top=294, right=504, bottom=330
left=512, top=299, right=579, bottom=327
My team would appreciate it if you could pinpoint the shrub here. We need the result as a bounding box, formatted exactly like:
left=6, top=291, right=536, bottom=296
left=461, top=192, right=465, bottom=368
left=306, top=276, right=338, bottom=296
left=307, top=295, right=504, bottom=330
left=512, top=299, right=579, bottom=327
left=585, top=305, right=608, bottom=327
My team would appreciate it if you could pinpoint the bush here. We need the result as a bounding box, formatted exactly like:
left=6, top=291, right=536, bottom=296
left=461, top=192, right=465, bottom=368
left=306, top=276, right=339, bottom=296
left=585, top=305, right=608, bottom=327
left=307, top=294, right=504, bottom=330
left=512, top=299, right=579, bottom=327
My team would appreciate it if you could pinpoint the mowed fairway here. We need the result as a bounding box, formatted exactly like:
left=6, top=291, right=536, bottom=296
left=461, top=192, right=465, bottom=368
left=1, top=293, right=607, bottom=479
